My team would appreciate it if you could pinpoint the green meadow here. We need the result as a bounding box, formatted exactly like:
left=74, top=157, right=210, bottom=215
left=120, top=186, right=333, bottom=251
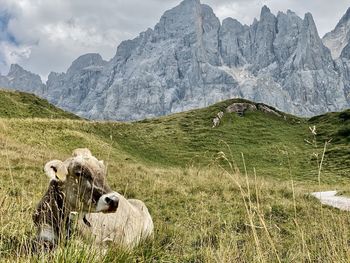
left=0, top=89, right=349, bottom=262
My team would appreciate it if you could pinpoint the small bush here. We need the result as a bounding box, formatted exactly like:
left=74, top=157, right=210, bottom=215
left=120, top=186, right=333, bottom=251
left=337, top=126, right=350, bottom=137
left=339, top=111, right=350, bottom=121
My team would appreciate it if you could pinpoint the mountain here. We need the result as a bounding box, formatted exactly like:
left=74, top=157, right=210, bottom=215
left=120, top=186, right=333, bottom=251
left=45, top=53, right=107, bottom=117
left=0, top=64, right=45, bottom=95
left=1, top=0, right=350, bottom=120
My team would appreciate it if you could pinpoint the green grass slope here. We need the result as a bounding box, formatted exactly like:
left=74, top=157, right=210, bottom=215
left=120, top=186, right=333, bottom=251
left=0, top=88, right=80, bottom=119
left=0, top=97, right=348, bottom=182
left=108, top=99, right=348, bottom=182
left=0, top=95, right=349, bottom=262
left=309, top=109, right=350, bottom=176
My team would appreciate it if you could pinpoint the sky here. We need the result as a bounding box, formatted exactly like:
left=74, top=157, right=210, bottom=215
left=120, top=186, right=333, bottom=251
left=0, top=0, right=349, bottom=80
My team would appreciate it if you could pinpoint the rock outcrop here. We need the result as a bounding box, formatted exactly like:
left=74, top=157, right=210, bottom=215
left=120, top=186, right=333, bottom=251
left=226, top=102, right=281, bottom=117
left=226, top=103, right=257, bottom=115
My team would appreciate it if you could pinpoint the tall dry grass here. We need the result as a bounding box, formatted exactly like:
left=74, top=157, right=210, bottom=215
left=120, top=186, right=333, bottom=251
left=1, top=119, right=350, bottom=262
left=1, top=156, right=350, bottom=262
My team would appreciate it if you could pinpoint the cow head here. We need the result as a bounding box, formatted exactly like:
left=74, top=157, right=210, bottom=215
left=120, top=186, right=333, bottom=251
left=44, top=150, right=118, bottom=214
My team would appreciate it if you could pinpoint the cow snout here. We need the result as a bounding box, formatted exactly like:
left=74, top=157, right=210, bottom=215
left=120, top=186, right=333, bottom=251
left=96, top=192, right=120, bottom=213
left=105, top=195, right=119, bottom=211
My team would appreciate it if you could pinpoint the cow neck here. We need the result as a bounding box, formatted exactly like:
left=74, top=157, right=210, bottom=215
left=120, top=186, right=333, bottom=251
left=48, top=180, right=70, bottom=237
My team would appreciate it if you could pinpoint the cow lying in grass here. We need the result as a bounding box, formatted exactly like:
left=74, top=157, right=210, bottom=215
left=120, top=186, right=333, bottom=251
left=33, top=148, right=153, bottom=250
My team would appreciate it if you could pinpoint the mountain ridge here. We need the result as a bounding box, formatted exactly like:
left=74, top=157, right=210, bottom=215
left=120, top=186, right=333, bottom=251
left=0, top=0, right=350, bottom=120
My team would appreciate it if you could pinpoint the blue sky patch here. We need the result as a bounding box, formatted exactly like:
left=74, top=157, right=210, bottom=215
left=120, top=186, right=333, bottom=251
left=0, top=10, right=18, bottom=45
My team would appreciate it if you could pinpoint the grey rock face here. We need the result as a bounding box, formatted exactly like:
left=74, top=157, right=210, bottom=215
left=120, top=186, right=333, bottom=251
left=219, top=18, right=247, bottom=67
left=0, top=64, right=45, bottom=94
left=252, top=6, right=277, bottom=71
left=323, top=7, right=350, bottom=59
left=341, top=43, right=350, bottom=59
left=274, top=10, right=303, bottom=66
left=45, top=53, right=107, bottom=115
left=226, top=103, right=257, bottom=114
left=2, top=0, right=350, bottom=120
left=77, top=0, right=238, bottom=120
left=226, top=102, right=282, bottom=117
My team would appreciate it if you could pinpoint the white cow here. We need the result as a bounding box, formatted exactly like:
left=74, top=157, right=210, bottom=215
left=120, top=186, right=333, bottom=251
left=34, top=148, right=153, bottom=250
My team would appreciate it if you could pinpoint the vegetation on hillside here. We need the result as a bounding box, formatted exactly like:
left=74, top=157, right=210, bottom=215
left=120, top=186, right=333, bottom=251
left=0, top=94, right=349, bottom=262
left=0, top=88, right=80, bottom=119
left=309, top=109, right=350, bottom=177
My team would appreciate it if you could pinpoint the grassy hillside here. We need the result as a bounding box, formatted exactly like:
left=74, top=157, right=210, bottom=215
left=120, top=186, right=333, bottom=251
left=0, top=88, right=80, bottom=119
left=309, top=109, right=350, bottom=176
left=0, top=95, right=350, bottom=262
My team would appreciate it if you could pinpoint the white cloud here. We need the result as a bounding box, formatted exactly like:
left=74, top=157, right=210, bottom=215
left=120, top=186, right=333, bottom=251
left=0, top=41, right=31, bottom=73
left=0, top=0, right=349, bottom=80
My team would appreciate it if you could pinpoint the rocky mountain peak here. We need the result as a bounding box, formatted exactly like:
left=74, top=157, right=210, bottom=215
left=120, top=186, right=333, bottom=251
left=303, top=13, right=317, bottom=31
left=0, top=64, right=44, bottom=94
left=180, top=0, right=200, bottom=7
left=151, top=0, right=221, bottom=48
left=67, top=53, right=106, bottom=75
left=8, top=64, right=25, bottom=76
left=323, top=7, right=350, bottom=59
left=260, top=5, right=272, bottom=17
left=286, top=9, right=295, bottom=16
left=292, top=12, right=333, bottom=71
left=7, top=63, right=42, bottom=82
left=250, top=5, right=277, bottom=70
left=222, top=17, right=242, bottom=26
left=337, top=7, right=350, bottom=26
left=301, top=12, right=323, bottom=46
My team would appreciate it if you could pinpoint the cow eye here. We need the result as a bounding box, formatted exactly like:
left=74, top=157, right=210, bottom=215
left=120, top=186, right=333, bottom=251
left=75, top=171, right=82, bottom=177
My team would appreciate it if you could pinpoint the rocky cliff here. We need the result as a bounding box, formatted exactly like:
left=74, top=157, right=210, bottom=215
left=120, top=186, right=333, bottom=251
left=0, top=64, right=45, bottom=95
left=1, top=0, right=350, bottom=120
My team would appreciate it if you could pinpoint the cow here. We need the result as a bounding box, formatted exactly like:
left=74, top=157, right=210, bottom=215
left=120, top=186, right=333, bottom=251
left=33, top=151, right=117, bottom=249
left=33, top=148, right=153, bottom=250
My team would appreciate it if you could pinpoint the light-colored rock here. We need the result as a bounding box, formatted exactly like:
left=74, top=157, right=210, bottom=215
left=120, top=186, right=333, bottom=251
left=212, top=117, right=220, bottom=128
left=257, top=104, right=281, bottom=117
left=323, top=8, right=350, bottom=59
left=226, top=103, right=257, bottom=115
left=212, top=111, right=224, bottom=128
left=217, top=111, right=224, bottom=119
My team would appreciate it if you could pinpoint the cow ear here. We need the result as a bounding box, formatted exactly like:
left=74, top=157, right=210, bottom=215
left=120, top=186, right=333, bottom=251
left=99, top=160, right=104, bottom=165
left=44, top=160, right=68, bottom=182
